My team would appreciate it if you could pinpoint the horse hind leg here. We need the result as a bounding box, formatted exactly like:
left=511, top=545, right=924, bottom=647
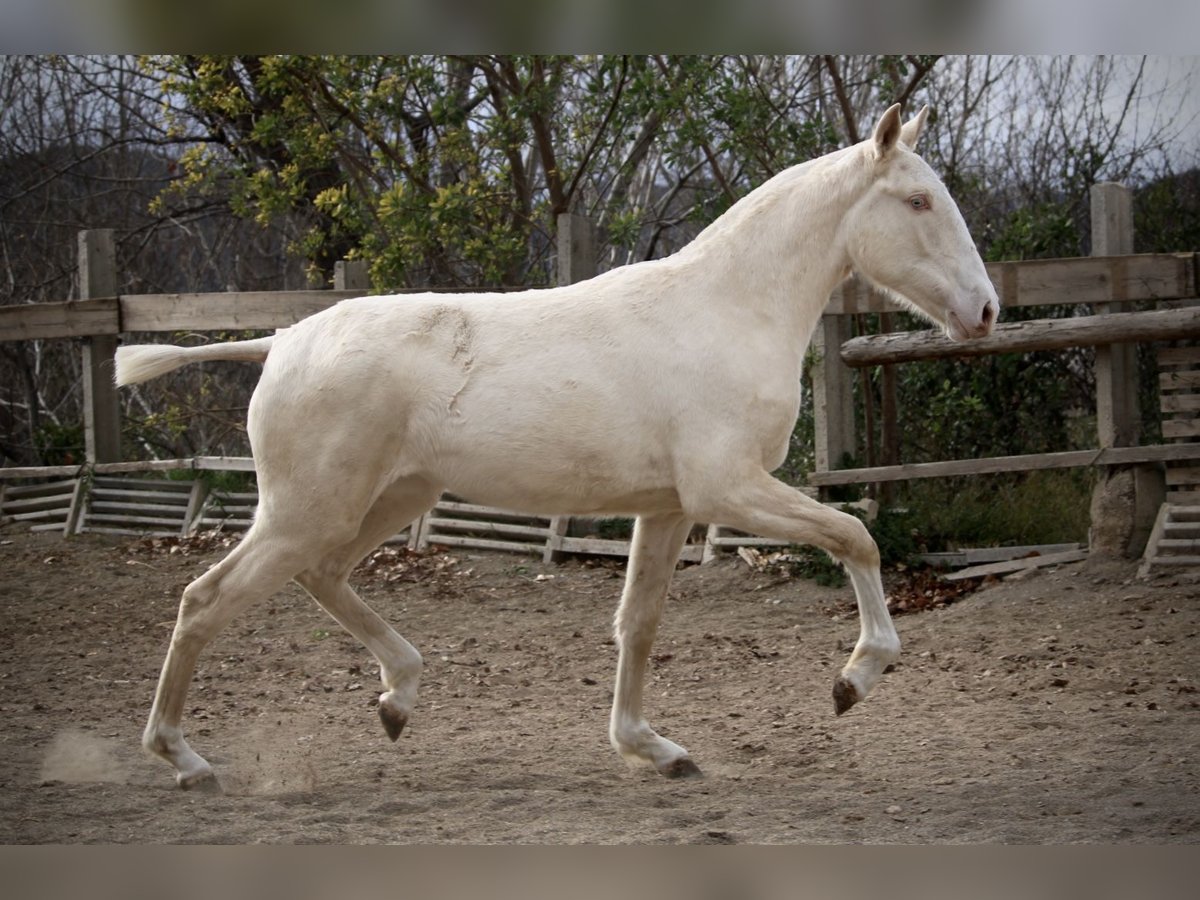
left=294, top=476, right=442, bottom=746
left=142, top=525, right=313, bottom=791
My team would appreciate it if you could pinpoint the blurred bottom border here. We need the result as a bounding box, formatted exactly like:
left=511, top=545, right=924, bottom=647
left=2, top=845, right=1198, bottom=900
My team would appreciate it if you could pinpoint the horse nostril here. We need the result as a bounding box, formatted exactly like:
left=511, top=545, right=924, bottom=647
left=980, top=301, right=996, bottom=331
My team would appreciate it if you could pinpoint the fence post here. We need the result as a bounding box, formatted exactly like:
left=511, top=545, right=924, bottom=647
left=79, top=229, right=121, bottom=463
left=334, top=260, right=369, bottom=291
left=555, top=212, right=596, bottom=288
left=811, top=282, right=858, bottom=497
left=1087, top=182, right=1162, bottom=557
left=1092, top=182, right=1139, bottom=448
left=545, top=214, right=598, bottom=563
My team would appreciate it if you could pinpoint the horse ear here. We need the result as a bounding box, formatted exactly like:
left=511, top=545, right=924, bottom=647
left=872, top=103, right=903, bottom=159
left=899, top=105, right=929, bottom=149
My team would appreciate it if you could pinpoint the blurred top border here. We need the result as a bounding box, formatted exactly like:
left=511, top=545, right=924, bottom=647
left=3, top=0, right=1200, bottom=55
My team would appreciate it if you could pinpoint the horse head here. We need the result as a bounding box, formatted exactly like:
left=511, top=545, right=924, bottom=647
left=842, top=104, right=999, bottom=341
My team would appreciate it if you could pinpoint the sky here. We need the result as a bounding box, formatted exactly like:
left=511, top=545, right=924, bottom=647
left=1130, top=56, right=1199, bottom=167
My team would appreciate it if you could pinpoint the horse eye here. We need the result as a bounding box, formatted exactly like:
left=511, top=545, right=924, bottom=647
left=908, top=194, right=929, bottom=210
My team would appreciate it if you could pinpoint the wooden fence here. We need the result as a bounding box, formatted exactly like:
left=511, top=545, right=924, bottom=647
left=811, top=184, right=1199, bottom=489
left=0, top=456, right=880, bottom=564
left=2, top=185, right=1199, bottom=564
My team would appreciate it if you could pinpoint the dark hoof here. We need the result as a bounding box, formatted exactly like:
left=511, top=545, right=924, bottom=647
left=379, top=705, right=408, bottom=742
left=178, top=770, right=222, bottom=794
left=662, top=757, right=703, bottom=779
left=833, top=676, right=860, bottom=716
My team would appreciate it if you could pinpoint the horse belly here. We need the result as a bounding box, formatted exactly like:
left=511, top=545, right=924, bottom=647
left=425, top=407, right=682, bottom=516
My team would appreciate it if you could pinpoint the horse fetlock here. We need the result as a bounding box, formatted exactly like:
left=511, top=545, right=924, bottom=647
left=611, top=720, right=693, bottom=776
left=835, top=635, right=901, bottom=715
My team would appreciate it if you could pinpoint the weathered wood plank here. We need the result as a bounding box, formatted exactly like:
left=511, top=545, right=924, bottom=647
left=807, top=443, right=1200, bottom=487
left=1138, top=502, right=1175, bottom=578
left=840, top=306, right=1200, bottom=368
left=919, top=543, right=1083, bottom=568
left=92, top=475, right=193, bottom=489
left=1162, top=394, right=1200, bottom=413
left=432, top=500, right=549, bottom=523
left=88, top=500, right=192, bottom=515
left=812, top=313, right=857, bottom=474
left=543, top=516, right=571, bottom=564
left=421, top=534, right=543, bottom=555
left=1166, top=467, right=1200, bottom=486
left=0, top=297, right=121, bottom=341
left=424, top=517, right=549, bottom=540
left=1164, top=520, right=1200, bottom=536
left=193, top=456, right=257, bottom=472
left=1157, top=538, right=1200, bottom=552
left=1142, top=555, right=1200, bottom=566
left=1163, top=419, right=1200, bottom=440
left=119, top=291, right=360, bottom=331
left=85, top=513, right=191, bottom=528
left=943, top=549, right=1090, bottom=581
left=554, top=535, right=635, bottom=556
left=3, top=478, right=79, bottom=494
left=8, top=507, right=73, bottom=523
left=0, top=456, right=254, bottom=479
left=2, top=490, right=78, bottom=512
left=1159, top=346, right=1200, bottom=367
left=823, top=254, right=1195, bottom=315
left=1161, top=371, right=1200, bottom=391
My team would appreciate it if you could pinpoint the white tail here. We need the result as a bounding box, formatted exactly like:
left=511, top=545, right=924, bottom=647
left=114, top=337, right=275, bottom=386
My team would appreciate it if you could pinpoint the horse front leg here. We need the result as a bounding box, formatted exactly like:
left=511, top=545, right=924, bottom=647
left=687, top=465, right=900, bottom=715
left=608, top=512, right=700, bottom=777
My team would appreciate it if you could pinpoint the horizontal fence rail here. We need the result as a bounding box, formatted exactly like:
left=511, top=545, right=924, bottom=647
left=839, top=305, right=1200, bottom=368
left=825, top=252, right=1197, bottom=316
left=808, top=443, right=1200, bottom=487
left=1, top=253, right=1196, bottom=343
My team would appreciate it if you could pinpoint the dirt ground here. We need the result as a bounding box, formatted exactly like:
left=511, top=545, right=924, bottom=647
left=1, top=524, right=1198, bottom=844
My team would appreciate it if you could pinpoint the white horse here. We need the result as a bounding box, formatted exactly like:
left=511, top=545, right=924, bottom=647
left=116, top=105, right=998, bottom=790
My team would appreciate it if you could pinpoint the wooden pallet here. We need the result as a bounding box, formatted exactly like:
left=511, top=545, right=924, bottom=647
left=1160, top=345, right=1200, bottom=506
left=415, top=496, right=552, bottom=556
left=1140, top=343, right=1200, bottom=577
left=192, top=488, right=258, bottom=533
left=1139, top=505, right=1200, bottom=578
left=0, top=478, right=85, bottom=534
left=77, top=476, right=199, bottom=536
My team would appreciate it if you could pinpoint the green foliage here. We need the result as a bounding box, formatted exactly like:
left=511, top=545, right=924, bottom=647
left=984, top=202, right=1080, bottom=261
left=33, top=422, right=84, bottom=466
left=894, top=470, right=1093, bottom=550
left=197, top=468, right=257, bottom=494
left=779, top=545, right=848, bottom=588
left=145, top=56, right=868, bottom=289
left=868, top=507, right=921, bottom=567
left=1135, top=168, right=1200, bottom=254
left=595, top=517, right=634, bottom=541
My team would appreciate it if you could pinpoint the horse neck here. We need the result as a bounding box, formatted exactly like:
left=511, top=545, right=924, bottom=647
left=675, top=146, right=867, bottom=335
